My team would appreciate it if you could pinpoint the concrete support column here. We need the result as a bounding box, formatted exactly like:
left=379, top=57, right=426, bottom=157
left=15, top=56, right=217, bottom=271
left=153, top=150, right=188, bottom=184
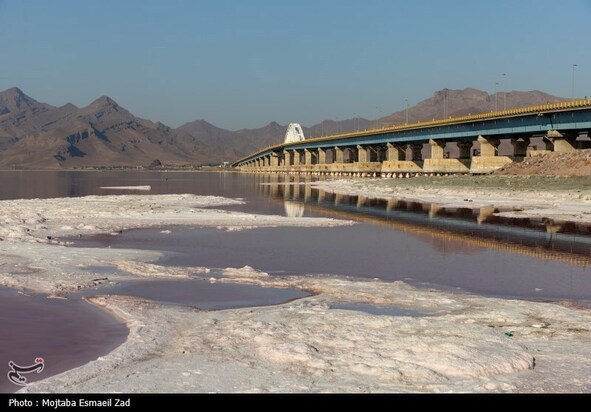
left=326, top=148, right=335, bottom=164
left=283, top=150, right=292, bottom=166
left=386, top=143, right=406, bottom=161
left=410, top=143, right=423, bottom=161
left=511, top=137, right=530, bottom=159
left=429, top=139, right=446, bottom=159
left=376, top=147, right=387, bottom=162
left=318, top=148, right=327, bottom=164
left=304, top=149, right=313, bottom=165
left=543, top=137, right=554, bottom=151
left=477, top=135, right=501, bottom=157
left=544, top=131, right=577, bottom=153
left=348, top=147, right=358, bottom=163
left=457, top=141, right=473, bottom=159
left=357, top=145, right=369, bottom=162
left=335, top=146, right=344, bottom=163
left=272, top=153, right=281, bottom=167
left=293, top=150, right=301, bottom=165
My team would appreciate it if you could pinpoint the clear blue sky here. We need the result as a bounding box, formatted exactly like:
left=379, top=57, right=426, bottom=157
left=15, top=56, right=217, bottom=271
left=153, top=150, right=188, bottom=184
left=1, top=0, right=589, bottom=130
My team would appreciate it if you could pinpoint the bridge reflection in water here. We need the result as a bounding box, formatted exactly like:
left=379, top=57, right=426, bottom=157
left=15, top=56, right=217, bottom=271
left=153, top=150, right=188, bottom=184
left=256, top=174, right=591, bottom=267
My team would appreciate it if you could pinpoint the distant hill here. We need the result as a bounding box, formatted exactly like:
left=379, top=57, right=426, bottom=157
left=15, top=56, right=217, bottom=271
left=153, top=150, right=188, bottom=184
left=0, top=87, right=568, bottom=169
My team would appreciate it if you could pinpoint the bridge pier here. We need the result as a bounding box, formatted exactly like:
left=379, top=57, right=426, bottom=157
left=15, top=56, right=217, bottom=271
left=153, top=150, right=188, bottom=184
left=477, top=135, right=500, bottom=157
left=544, top=131, right=578, bottom=153
left=386, top=143, right=406, bottom=161
left=410, top=143, right=423, bottom=161
left=357, top=145, right=369, bottom=163
left=347, top=147, right=358, bottom=163
left=318, top=148, right=327, bottom=164
left=293, top=150, right=302, bottom=165
left=283, top=150, right=292, bottom=166
left=335, top=146, right=344, bottom=163
left=457, top=141, right=473, bottom=159
left=511, top=137, right=530, bottom=161
left=382, top=143, right=423, bottom=173
left=424, top=139, right=471, bottom=173
left=429, top=139, right=446, bottom=159
left=304, top=149, right=313, bottom=165
left=471, top=135, right=511, bottom=173
left=270, top=153, right=280, bottom=167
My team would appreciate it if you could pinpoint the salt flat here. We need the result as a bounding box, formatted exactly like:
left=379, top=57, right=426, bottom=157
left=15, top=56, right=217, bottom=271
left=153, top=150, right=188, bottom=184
left=0, top=192, right=589, bottom=393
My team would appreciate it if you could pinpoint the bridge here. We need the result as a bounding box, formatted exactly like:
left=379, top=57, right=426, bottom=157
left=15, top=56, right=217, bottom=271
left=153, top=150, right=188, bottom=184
left=232, top=100, right=591, bottom=175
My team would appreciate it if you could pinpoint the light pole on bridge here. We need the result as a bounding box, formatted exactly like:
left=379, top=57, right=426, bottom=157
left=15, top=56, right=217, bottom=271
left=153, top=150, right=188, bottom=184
left=494, top=82, right=499, bottom=111
left=405, top=99, right=409, bottom=124
left=443, top=89, right=449, bottom=119
left=572, top=63, right=578, bottom=100
left=375, top=107, right=382, bottom=128
left=502, top=73, right=507, bottom=110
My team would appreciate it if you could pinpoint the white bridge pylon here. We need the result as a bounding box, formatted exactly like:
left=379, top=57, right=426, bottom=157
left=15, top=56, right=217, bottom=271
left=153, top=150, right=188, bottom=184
left=284, top=123, right=305, bottom=143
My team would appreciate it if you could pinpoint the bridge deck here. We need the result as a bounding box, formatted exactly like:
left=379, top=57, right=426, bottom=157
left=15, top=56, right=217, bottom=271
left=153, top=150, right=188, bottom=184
left=233, top=99, right=591, bottom=167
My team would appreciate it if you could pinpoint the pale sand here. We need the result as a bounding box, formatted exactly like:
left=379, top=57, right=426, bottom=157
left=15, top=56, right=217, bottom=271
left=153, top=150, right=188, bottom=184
left=0, top=193, right=589, bottom=393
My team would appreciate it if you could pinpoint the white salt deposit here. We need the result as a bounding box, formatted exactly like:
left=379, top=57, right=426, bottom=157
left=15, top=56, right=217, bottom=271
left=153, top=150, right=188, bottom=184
left=0, top=193, right=589, bottom=393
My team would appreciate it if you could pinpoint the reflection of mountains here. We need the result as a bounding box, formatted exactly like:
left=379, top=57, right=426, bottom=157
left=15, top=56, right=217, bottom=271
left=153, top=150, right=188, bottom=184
left=255, top=175, right=591, bottom=267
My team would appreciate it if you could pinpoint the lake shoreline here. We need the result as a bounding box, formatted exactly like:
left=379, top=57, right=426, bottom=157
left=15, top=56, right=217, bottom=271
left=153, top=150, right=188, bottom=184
left=311, top=175, right=591, bottom=224
left=0, top=190, right=590, bottom=392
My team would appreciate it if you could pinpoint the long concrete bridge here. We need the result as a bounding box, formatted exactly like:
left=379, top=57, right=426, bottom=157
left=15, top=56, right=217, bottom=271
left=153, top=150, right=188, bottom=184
left=233, top=100, right=591, bottom=175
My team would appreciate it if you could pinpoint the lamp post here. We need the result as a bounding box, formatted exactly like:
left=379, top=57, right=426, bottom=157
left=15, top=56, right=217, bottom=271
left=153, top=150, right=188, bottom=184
left=494, top=82, right=499, bottom=111
left=405, top=99, right=409, bottom=124
left=502, top=73, right=507, bottom=110
left=375, top=107, right=382, bottom=128
left=572, top=64, right=578, bottom=100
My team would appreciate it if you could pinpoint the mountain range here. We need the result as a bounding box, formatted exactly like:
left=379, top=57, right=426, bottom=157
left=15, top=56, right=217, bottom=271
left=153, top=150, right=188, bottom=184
left=0, top=87, right=566, bottom=169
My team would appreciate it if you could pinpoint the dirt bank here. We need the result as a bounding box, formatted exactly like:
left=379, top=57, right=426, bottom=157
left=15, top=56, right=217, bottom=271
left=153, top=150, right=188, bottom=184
left=494, top=149, right=591, bottom=176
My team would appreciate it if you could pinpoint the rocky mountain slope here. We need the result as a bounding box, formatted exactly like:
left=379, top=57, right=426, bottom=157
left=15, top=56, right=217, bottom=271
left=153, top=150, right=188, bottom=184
left=0, top=87, right=567, bottom=169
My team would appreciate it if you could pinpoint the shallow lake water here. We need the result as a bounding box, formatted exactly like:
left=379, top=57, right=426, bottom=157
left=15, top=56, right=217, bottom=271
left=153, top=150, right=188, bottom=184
left=0, top=288, right=128, bottom=393
left=1, top=170, right=591, bottom=391
left=75, top=279, right=310, bottom=310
